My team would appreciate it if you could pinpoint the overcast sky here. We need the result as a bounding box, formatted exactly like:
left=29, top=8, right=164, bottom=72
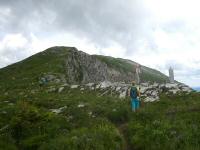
left=0, top=0, right=200, bottom=87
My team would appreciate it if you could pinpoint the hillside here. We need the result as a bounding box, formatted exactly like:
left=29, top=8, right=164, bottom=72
left=0, top=46, right=169, bottom=92
left=0, top=46, right=198, bottom=150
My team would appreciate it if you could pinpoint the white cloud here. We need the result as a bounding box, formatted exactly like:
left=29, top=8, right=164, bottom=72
left=0, top=34, right=27, bottom=49
left=0, top=33, right=28, bottom=65
left=0, top=0, right=200, bottom=87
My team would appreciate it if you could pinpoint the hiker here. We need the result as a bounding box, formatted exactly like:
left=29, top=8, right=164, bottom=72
left=129, top=81, right=140, bottom=112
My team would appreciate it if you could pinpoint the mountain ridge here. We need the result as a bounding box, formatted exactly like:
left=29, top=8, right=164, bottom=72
left=0, top=46, right=169, bottom=89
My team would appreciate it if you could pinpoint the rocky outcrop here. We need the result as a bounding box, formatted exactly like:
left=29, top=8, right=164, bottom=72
left=65, top=49, right=109, bottom=83
left=65, top=49, right=136, bottom=84
left=47, top=81, right=193, bottom=102
left=140, top=83, right=192, bottom=102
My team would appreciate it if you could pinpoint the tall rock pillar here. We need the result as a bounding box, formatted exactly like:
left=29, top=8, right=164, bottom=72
left=135, top=64, right=141, bottom=84
left=169, top=67, right=174, bottom=83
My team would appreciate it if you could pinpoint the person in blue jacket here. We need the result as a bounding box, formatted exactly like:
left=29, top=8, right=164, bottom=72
left=129, top=81, right=140, bottom=112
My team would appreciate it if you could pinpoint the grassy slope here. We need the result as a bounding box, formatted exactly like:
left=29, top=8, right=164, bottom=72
left=1, top=85, right=200, bottom=150
left=140, top=66, right=169, bottom=83
left=94, top=55, right=134, bottom=73
left=0, top=47, right=72, bottom=93
left=95, top=55, right=169, bottom=83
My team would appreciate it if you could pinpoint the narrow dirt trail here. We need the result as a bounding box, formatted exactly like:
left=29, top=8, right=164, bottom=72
left=117, top=123, right=132, bottom=150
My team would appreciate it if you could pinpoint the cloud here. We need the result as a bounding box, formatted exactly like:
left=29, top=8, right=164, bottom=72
left=0, top=0, right=151, bottom=50
left=0, top=34, right=29, bottom=65
left=0, top=0, right=200, bottom=87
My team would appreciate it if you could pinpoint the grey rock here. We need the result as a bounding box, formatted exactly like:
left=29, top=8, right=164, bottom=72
left=141, top=82, right=149, bottom=87
left=115, top=87, right=121, bottom=92
left=88, top=112, right=93, bottom=116
left=168, top=89, right=180, bottom=94
left=86, top=83, right=94, bottom=87
left=100, top=90, right=110, bottom=96
left=77, top=104, right=85, bottom=108
left=144, top=96, right=159, bottom=102
left=47, top=87, right=56, bottom=92
left=62, top=83, right=69, bottom=87
left=140, top=87, right=149, bottom=94
left=80, top=88, right=85, bottom=91
left=181, top=86, right=192, bottom=92
left=8, top=103, right=14, bottom=106
left=54, top=79, right=61, bottom=83
left=119, top=90, right=127, bottom=99
left=151, top=91, right=158, bottom=97
left=152, top=83, right=159, bottom=88
left=100, top=81, right=112, bottom=89
left=58, top=87, right=64, bottom=93
left=165, top=83, right=178, bottom=89
left=95, top=84, right=101, bottom=89
left=45, top=74, right=56, bottom=81
left=71, top=85, right=79, bottom=89
left=50, top=106, right=67, bottom=114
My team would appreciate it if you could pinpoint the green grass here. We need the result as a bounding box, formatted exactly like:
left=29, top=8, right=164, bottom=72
left=95, top=55, right=134, bottom=73
left=1, top=84, right=200, bottom=150
left=0, top=46, right=199, bottom=149
left=140, top=66, right=169, bottom=83
left=0, top=46, right=71, bottom=91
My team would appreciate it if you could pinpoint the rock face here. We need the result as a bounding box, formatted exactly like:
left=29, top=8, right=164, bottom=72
left=65, top=49, right=108, bottom=83
left=65, top=49, right=135, bottom=84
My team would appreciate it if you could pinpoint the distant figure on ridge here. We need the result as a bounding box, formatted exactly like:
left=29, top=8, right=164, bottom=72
left=129, top=81, right=140, bottom=112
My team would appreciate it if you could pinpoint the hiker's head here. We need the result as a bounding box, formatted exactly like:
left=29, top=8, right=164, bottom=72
left=131, top=81, right=136, bottom=86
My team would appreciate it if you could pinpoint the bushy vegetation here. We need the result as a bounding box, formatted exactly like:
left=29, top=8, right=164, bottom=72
left=1, top=86, right=200, bottom=150
left=0, top=88, right=128, bottom=150
left=0, top=47, right=199, bottom=149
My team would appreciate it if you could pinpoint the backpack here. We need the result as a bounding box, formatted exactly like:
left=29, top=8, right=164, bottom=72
left=130, top=86, right=138, bottom=98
